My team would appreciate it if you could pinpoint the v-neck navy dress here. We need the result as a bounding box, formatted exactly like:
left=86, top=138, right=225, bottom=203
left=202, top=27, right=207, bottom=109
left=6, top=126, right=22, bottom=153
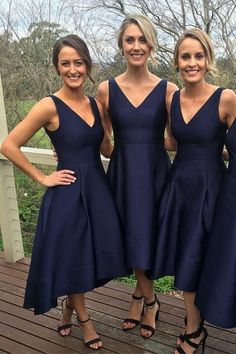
left=23, top=95, right=130, bottom=315
left=107, top=79, right=170, bottom=270
left=148, top=88, right=227, bottom=291
left=196, top=119, right=236, bottom=328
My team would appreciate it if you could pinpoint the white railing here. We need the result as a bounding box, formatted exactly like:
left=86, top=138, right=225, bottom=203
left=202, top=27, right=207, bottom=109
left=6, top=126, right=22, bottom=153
left=0, top=76, right=109, bottom=262
left=0, top=72, right=58, bottom=263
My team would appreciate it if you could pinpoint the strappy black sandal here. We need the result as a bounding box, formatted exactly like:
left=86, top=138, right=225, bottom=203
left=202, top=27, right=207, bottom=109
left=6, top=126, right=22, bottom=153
left=57, top=297, right=73, bottom=336
left=123, top=294, right=144, bottom=331
left=77, top=315, right=102, bottom=350
left=178, top=316, right=204, bottom=343
left=140, top=294, right=160, bottom=339
left=175, top=326, right=208, bottom=354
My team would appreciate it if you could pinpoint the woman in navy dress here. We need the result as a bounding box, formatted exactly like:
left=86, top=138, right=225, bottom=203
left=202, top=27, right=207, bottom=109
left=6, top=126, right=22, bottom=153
left=0, top=35, right=130, bottom=350
left=196, top=114, right=236, bottom=329
left=97, top=14, right=177, bottom=338
left=147, top=28, right=236, bottom=353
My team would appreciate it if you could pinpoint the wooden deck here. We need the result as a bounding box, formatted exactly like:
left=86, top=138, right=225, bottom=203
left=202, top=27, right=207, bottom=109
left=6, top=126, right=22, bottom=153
left=0, top=252, right=235, bottom=354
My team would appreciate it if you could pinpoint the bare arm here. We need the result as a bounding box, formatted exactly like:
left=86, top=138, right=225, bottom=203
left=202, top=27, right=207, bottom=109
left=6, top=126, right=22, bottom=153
left=97, top=81, right=114, bottom=158
left=219, top=89, right=236, bottom=161
left=0, top=97, right=76, bottom=187
left=164, top=82, right=178, bottom=152
left=219, top=89, right=236, bottom=127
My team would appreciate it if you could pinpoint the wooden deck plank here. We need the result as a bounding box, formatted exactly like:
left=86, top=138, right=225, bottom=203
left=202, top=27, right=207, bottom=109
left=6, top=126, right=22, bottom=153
left=0, top=335, right=42, bottom=354
left=0, top=252, right=235, bottom=354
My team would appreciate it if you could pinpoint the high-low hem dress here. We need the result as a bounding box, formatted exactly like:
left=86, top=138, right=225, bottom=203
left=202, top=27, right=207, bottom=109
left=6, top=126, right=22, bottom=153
left=23, top=95, right=130, bottom=315
left=147, top=88, right=227, bottom=291
left=195, top=119, right=236, bottom=328
left=107, top=79, right=170, bottom=270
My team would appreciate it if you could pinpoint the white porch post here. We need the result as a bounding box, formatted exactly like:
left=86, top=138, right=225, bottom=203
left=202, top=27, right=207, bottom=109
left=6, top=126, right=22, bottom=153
left=0, top=74, right=24, bottom=262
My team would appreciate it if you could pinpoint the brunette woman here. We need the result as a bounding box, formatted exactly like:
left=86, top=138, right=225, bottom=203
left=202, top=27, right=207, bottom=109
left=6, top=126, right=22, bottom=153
left=1, top=34, right=130, bottom=350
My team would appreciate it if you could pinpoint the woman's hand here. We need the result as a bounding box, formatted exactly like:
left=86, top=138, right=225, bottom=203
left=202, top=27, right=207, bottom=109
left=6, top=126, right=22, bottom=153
left=40, top=170, right=76, bottom=187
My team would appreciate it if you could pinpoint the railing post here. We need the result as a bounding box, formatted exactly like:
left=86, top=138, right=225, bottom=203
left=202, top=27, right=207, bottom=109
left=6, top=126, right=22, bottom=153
left=0, top=74, right=24, bottom=262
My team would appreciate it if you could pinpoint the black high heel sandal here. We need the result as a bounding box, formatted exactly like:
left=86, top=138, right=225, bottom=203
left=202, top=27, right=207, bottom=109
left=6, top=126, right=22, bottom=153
left=140, top=294, right=160, bottom=339
left=123, top=294, right=144, bottom=331
left=178, top=316, right=204, bottom=342
left=57, top=297, right=74, bottom=336
left=77, top=315, right=102, bottom=350
left=175, top=326, right=208, bottom=354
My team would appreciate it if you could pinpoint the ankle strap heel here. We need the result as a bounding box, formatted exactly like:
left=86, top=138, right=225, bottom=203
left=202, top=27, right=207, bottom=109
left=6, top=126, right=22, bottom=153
left=140, top=294, right=160, bottom=339
left=176, top=326, right=208, bottom=354
left=122, top=293, right=144, bottom=331
left=77, top=315, right=102, bottom=350
left=145, top=294, right=160, bottom=321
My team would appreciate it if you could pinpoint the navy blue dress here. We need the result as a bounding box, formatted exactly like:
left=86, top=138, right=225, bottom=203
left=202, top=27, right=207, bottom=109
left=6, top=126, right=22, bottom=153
left=24, top=95, right=129, bottom=315
left=107, top=79, right=170, bottom=270
left=148, top=88, right=227, bottom=291
left=196, top=119, right=236, bottom=328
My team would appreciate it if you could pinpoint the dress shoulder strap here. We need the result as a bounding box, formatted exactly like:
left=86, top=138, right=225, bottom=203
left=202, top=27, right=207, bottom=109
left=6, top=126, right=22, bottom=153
left=88, top=96, right=101, bottom=122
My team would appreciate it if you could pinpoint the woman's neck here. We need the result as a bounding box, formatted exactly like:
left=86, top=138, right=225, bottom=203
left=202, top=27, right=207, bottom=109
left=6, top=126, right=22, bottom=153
left=124, top=64, right=151, bottom=83
left=183, top=80, right=210, bottom=99
left=58, top=85, right=86, bottom=102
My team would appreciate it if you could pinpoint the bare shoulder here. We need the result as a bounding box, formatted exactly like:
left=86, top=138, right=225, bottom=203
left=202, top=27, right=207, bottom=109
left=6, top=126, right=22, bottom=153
left=25, top=96, right=56, bottom=125
left=220, top=88, right=236, bottom=104
left=166, top=85, right=178, bottom=106
left=97, top=80, right=110, bottom=109
left=97, top=80, right=109, bottom=97
left=31, top=96, right=56, bottom=114
left=219, top=88, right=236, bottom=124
left=166, top=81, right=179, bottom=95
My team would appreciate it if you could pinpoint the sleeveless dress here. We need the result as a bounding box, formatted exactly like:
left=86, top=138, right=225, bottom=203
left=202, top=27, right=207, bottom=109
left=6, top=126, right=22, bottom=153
left=23, top=95, right=130, bottom=315
left=148, top=88, right=227, bottom=291
left=196, top=119, right=236, bottom=328
left=107, top=79, right=170, bottom=270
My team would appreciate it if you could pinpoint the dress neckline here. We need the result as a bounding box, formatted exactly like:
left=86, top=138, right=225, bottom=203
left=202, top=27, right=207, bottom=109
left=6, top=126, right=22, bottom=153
left=113, top=79, right=163, bottom=109
left=51, top=95, right=95, bottom=128
left=178, top=88, right=221, bottom=125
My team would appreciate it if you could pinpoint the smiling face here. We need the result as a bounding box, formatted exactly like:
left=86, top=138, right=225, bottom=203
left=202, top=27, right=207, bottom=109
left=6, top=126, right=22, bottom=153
left=121, top=23, right=151, bottom=66
left=57, top=46, right=87, bottom=89
left=177, top=37, right=207, bottom=84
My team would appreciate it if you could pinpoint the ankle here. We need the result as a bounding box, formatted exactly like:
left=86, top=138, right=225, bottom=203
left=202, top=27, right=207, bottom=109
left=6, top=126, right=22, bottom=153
left=145, top=294, right=160, bottom=308
left=186, top=325, right=200, bottom=335
left=132, top=293, right=143, bottom=301
left=77, top=314, right=90, bottom=325
left=185, top=320, right=203, bottom=334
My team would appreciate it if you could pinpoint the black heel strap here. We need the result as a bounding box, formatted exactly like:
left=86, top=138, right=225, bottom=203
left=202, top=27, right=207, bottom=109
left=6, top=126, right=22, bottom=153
left=77, top=315, right=90, bottom=324
left=61, top=297, right=73, bottom=310
left=145, top=294, right=160, bottom=308
left=176, top=346, right=186, bottom=354
left=180, top=327, right=208, bottom=351
left=184, top=326, right=202, bottom=340
left=132, top=294, right=143, bottom=300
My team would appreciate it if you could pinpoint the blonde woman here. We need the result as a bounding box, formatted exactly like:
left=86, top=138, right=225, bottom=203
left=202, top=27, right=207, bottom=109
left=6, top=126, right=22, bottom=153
left=148, top=28, right=236, bottom=353
left=97, top=14, right=177, bottom=339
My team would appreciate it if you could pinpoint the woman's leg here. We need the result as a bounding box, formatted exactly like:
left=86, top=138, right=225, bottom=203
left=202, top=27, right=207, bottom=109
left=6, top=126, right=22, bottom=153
left=135, top=269, right=160, bottom=338
left=57, top=297, right=74, bottom=336
left=174, top=292, right=207, bottom=354
left=70, top=293, right=103, bottom=350
left=122, top=277, right=144, bottom=330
